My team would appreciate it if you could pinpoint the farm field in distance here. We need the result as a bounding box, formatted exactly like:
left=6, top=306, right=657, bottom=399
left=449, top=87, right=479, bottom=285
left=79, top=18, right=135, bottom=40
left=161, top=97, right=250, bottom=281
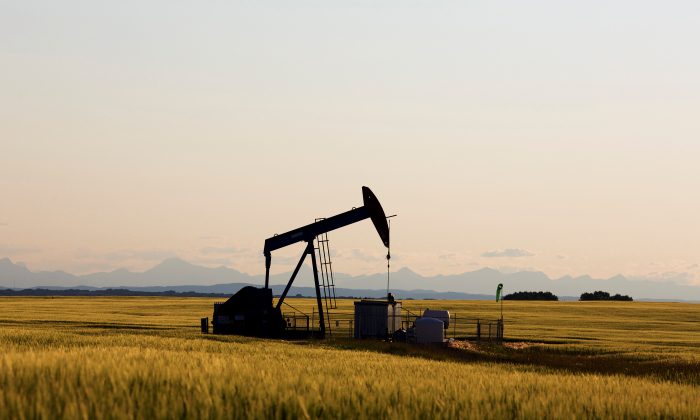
left=1, top=297, right=699, bottom=419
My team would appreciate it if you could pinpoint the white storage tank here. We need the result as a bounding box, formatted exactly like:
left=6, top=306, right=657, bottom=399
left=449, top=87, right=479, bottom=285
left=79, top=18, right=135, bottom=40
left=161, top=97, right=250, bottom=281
left=415, top=317, right=445, bottom=344
left=423, top=309, right=450, bottom=329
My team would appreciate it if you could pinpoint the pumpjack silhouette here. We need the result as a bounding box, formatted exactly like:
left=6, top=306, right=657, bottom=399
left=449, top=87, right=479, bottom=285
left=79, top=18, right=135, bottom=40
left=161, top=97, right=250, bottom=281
left=212, top=186, right=390, bottom=338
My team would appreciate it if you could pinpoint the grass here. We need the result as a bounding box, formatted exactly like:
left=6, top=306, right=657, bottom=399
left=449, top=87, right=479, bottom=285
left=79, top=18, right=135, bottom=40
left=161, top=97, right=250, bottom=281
left=0, top=297, right=699, bottom=419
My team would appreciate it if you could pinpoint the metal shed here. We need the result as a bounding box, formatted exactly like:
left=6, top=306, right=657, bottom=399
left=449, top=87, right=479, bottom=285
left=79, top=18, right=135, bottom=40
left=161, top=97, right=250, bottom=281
left=354, top=300, right=402, bottom=339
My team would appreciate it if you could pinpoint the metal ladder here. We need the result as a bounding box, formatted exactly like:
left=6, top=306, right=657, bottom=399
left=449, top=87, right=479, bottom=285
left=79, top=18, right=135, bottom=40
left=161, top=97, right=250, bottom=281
left=314, top=218, right=337, bottom=332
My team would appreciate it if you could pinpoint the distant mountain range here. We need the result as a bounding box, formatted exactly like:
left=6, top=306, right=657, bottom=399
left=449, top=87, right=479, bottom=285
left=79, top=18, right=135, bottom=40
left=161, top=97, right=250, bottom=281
left=1, top=257, right=699, bottom=301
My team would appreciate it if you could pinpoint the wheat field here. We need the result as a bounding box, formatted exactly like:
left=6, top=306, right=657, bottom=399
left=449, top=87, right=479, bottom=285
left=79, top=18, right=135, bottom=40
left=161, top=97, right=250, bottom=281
left=0, top=297, right=699, bottom=419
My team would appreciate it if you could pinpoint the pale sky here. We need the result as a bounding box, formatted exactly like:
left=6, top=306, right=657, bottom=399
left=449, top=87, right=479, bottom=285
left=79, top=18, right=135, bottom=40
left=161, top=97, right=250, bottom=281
left=1, top=1, right=699, bottom=284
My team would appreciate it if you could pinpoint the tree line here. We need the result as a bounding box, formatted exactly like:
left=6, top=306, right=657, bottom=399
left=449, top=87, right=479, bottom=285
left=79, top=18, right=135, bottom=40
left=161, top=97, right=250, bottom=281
left=0, top=288, right=229, bottom=297
left=504, top=291, right=559, bottom=301
left=579, top=291, right=633, bottom=301
left=503, top=290, right=633, bottom=301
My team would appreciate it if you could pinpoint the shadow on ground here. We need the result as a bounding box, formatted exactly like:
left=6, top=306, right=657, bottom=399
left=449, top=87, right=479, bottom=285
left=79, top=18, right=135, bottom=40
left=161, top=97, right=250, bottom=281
left=297, top=337, right=700, bottom=386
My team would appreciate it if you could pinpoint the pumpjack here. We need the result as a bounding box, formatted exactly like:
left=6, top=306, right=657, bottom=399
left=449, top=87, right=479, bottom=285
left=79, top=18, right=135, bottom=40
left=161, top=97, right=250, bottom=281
left=212, top=186, right=390, bottom=338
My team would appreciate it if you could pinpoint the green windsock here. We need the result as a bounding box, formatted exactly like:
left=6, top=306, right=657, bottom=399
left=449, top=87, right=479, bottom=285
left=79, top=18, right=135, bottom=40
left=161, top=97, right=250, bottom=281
left=496, top=283, right=503, bottom=302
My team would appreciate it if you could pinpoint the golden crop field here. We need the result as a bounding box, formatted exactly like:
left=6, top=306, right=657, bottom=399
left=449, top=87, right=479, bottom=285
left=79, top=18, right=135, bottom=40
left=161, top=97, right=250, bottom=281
left=1, top=297, right=699, bottom=419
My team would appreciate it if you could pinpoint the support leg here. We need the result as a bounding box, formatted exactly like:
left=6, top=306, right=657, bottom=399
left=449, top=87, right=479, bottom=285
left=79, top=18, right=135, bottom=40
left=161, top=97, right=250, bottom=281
left=309, top=240, right=325, bottom=338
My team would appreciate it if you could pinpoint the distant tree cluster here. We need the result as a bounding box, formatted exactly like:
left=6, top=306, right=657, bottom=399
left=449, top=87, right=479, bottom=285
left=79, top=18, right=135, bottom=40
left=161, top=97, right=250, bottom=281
left=503, top=291, right=559, bottom=301
left=579, top=291, right=633, bottom=301
left=0, top=288, right=228, bottom=298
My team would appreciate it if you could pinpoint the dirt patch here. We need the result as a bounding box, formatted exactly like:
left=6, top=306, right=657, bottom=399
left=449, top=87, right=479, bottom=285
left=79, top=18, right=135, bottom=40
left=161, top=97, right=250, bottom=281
left=504, top=341, right=539, bottom=350
left=447, top=340, right=480, bottom=351
left=448, top=340, right=542, bottom=352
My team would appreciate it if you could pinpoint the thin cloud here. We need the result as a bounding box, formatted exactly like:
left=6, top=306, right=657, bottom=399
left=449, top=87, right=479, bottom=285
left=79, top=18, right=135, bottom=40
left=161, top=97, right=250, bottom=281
left=439, top=253, right=457, bottom=260
left=482, top=249, right=535, bottom=258
left=200, top=246, right=240, bottom=255
left=0, top=244, right=41, bottom=254
left=349, top=249, right=384, bottom=263
left=103, top=249, right=177, bottom=262
left=199, top=246, right=250, bottom=255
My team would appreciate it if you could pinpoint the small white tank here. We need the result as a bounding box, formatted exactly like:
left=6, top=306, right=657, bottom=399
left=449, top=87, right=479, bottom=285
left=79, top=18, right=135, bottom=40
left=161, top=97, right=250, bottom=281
left=423, top=309, right=450, bottom=329
left=415, top=317, right=445, bottom=344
